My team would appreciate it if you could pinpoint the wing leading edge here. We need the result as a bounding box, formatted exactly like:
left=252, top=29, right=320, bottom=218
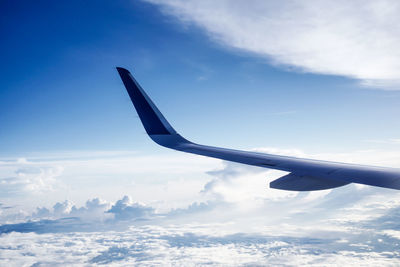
left=116, top=67, right=400, bottom=191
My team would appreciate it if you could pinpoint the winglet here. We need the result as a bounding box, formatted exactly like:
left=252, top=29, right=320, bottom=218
left=116, top=67, right=177, bottom=136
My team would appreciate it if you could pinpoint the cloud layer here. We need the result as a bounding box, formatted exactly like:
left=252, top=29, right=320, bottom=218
left=146, top=0, right=400, bottom=89
left=1, top=222, right=400, bottom=266
left=1, top=148, right=400, bottom=265
left=2, top=163, right=400, bottom=265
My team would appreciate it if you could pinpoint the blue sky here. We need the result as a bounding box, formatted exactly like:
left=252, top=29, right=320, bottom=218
left=1, top=1, right=400, bottom=265
left=1, top=0, right=399, bottom=156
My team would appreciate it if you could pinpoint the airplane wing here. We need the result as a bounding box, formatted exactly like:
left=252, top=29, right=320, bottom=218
left=116, top=67, right=400, bottom=191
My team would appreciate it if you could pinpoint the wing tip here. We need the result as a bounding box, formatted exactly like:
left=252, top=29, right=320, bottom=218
left=117, top=66, right=180, bottom=137
left=116, top=67, right=130, bottom=74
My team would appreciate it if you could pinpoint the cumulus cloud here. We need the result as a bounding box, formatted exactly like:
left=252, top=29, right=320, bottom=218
left=0, top=158, right=63, bottom=196
left=1, top=186, right=400, bottom=265
left=0, top=196, right=158, bottom=234
left=1, top=148, right=400, bottom=230
left=107, top=196, right=154, bottom=221
left=32, top=198, right=112, bottom=222
left=145, top=0, right=400, bottom=89
left=1, top=147, right=400, bottom=264
left=0, top=152, right=218, bottom=216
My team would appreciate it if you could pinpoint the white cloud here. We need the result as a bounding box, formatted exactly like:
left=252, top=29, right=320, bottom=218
left=0, top=151, right=219, bottom=211
left=107, top=196, right=154, bottom=221
left=31, top=198, right=112, bottom=222
left=1, top=223, right=400, bottom=266
left=145, top=0, right=400, bottom=89
left=1, top=148, right=400, bottom=264
left=0, top=186, right=400, bottom=265
left=0, top=158, right=63, bottom=196
left=204, top=161, right=295, bottom=203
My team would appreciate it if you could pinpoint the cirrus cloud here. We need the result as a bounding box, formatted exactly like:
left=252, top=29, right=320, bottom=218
left=145, top=0, right=400, bottom=89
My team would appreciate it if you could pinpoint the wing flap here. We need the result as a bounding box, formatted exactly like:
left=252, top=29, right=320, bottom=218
left=270, top=173, right=350, bottom=191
